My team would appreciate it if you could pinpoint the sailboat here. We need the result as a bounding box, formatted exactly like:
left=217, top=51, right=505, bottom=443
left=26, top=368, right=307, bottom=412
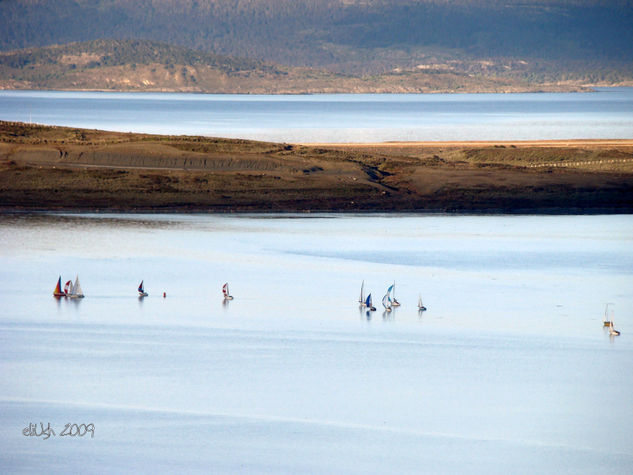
left=69, top=276, right=84, bottom=299
left=388, top=283, right=401, bottom=307
left=417, top=294, right=427, bottom=312
left=64, top=279, right=73, bottom=296
left=53, top=276, right=65, bottom=297
left=603, top=303, right=614, bottom=327
left=359, top=280, right=366, bottom=307
left=365, top=293, right=376, bottom=311
left=222, top=282, right=233, bottom=300
left=609, top=320, right=621, bottom=336
left=382, top=292, right=392, bottom=312
left=138, top=280, right=148, bottom=297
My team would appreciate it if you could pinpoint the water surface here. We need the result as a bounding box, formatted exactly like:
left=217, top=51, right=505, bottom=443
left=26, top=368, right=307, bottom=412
left=1, top=88, right=632, bottom=142
left=1, top=213, right=632, bottom=473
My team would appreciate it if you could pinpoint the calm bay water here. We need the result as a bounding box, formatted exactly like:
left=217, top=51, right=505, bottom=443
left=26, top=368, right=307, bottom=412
left=1, top=213, right=632, bottom=473
left=1, top=88, right=633, bottom=142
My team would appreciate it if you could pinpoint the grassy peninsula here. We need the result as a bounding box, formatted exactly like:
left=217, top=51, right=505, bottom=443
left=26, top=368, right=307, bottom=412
left=1, top=121, right=632, bottom=213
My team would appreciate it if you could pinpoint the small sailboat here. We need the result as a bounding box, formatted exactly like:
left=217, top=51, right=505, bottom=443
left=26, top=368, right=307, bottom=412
left=609, top=320, right=621, bottom=336
left=388, top=283, right=401, bottom=307
left=53, top=276, right=65, bottom=297
left=359, top=280, right=366, bottom=307
left=69, top=276, right=84, bottom=299
left=138, top=280, right=148, bottom=297
left=382, top=292, right=392, bottom=312
left=603, top=303, right=614, bottom=327
left=365, top=293, right=376, bottom=311
left=64, top=279, right=73, bottom=296
left=417, top=294, right=427, bottom=312
left=222, top=282, right=233, bottom=300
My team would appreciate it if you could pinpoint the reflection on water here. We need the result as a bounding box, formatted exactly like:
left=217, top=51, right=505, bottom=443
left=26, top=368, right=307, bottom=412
left=0, top=211, right=182, bottom=229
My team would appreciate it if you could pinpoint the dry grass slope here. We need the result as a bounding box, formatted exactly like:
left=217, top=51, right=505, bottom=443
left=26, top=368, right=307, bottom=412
left=1, top=121, right=632, bottom=213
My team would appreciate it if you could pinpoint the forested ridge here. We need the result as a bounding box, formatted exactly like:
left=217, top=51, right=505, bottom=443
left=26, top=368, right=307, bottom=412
left=1, top=0, right=632, bottom=79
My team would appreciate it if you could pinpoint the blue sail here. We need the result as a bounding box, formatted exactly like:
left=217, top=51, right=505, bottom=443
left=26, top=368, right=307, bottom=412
left=387, top=284, right=394, bottom=294
left=365, top=294, right=372, bottom=307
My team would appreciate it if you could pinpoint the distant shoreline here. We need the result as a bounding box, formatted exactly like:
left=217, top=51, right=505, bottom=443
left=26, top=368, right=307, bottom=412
left=0, top=85, right=597, bottom=94
left=299, top=139, right=633, bottom=148
left=2, top=207, right=631, bottom=216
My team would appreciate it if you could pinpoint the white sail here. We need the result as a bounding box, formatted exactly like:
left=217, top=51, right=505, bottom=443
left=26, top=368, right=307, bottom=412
left=359, top=281, right=365, bottom=305
left=71, top=276, right=84, bottom=298
left=382, top=293, right=391, bottom=310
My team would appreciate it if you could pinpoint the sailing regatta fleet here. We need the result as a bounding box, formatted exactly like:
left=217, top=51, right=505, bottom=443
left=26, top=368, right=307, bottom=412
left=51, top=277, right=622, bottom=334
left=358, top=280, right=426, bottom=314
left=53, top=276, right=84, bottom=299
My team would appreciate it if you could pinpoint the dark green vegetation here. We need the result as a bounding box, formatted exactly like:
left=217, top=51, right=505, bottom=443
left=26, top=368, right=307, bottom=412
left=0, top=0, right=632, bottom=87
left=1, top=122, right=632, bottom=213
left=0, top=39, right=274, bottom=74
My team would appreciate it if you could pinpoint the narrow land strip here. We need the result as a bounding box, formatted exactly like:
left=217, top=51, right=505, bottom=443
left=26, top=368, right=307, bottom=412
left=1, top=122, right=632, bottom=213
left=300, top=140, right=633, bottom=148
